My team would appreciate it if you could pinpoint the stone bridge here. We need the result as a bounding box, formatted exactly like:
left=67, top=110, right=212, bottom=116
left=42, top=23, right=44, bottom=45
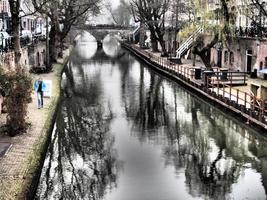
left=68, top=25, right=135, bottom=44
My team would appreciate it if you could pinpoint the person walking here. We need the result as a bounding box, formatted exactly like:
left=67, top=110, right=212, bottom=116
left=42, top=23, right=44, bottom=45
left=34, top=77, right=46, bottom=109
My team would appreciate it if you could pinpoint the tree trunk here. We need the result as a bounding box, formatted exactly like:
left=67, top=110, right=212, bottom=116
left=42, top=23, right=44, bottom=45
left=48, top=16, right=60, bottom=66
left=193, top=47, right=212, bottom=70
left=156, top=26, right=167, bottom=56
left=192, top=35, right=219, bottom=70
left=150, top=32, right=158, bottom=52
left=8, top=0, right=21, bottom=67
left=159, top=38, right=167, bottom=56
left=12, top=15, right=21, bottom=66
left=48, top=26, right=57, bottom=65
left=199, top=54, right=212, bottom=69
left=151, top=40, right=158, bottom=52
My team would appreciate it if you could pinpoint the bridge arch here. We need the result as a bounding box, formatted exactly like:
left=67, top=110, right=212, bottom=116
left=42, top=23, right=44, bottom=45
left=68, top=27, right=133, bottom=45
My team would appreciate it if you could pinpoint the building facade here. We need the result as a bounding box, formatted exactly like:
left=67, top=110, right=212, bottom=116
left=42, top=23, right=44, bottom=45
left=0, top=0, right=45, bottom=33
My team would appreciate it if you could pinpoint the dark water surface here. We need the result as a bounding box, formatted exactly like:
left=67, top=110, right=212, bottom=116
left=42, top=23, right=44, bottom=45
left=35, top=33, right=267, bottom=200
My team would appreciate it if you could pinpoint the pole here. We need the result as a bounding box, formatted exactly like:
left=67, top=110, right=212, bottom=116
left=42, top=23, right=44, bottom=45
left=174, top=1, right=178, bottom=56
left=260, top=12, right=262, bottom=37
left=45, top=16, right=49, bottom=70
left=1, top=33, right=3, bottom=55
left=1, top=10, right=4, bottom=31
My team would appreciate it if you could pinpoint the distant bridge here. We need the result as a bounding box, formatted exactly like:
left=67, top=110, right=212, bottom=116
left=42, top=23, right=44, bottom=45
left=81, top=24, right=136, bottom=30
left=69, top=24, right=135, bottom=44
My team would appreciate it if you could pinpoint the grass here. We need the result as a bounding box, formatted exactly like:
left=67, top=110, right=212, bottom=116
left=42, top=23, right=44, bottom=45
left=0, top=49, right=71, bottom=200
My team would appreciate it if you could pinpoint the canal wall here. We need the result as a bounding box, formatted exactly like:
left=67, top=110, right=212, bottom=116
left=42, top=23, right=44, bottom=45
left=122, top=43, right=267, bottom=132
left=25, top=48, right=73, bottom=200
left=0, top=48, right=72, bottom=200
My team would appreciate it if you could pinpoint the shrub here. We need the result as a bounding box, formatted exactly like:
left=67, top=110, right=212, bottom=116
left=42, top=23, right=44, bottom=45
left=0, top=66, right=32, bottom=136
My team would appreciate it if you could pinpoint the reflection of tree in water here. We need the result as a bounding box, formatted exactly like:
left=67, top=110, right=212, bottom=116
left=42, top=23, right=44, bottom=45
left=167, top=94, right=267, bottom=199
left=36, top=53, right=121, bottom=200
left=164, top=93, right=267, bottom=199
left=123, top=67, right=167, bottom=129
left=121, top=64, right=267, bottom=199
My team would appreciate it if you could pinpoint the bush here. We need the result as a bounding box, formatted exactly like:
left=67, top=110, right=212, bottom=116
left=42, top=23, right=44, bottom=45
left=0, top=66, right=32, bottom=136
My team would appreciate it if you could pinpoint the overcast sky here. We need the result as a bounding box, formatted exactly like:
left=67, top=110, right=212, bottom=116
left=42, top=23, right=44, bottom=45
left=91, top=0, right=121, bottom=24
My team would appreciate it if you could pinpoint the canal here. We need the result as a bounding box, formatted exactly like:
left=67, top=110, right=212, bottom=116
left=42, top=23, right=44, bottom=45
left=35, top=32, right=267, bottom=200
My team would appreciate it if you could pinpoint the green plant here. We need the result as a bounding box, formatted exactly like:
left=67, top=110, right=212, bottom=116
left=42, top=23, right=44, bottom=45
left=0, top=66, right=32, bottom=136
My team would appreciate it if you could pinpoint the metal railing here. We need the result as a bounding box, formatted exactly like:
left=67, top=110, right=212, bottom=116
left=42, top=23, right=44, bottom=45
left=176, top=27, right=203, bottom=58
left=124, top=43, right=267, bottom=128
left=207, top=76, right=267, bottom=123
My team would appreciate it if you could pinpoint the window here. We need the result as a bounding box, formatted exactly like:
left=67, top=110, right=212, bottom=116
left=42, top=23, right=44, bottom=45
left=224, top=51, right=228, bottom=63
left=230, top=52, right=234, bottom=64
left=3, top=1, right=6, bottom=12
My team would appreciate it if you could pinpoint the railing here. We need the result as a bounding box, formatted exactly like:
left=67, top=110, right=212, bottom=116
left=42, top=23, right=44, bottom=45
left=207, top=77, right=267, bottom=123
left=235, top=26, right=267, bottom=38
left=123, top=43, right=267, bottom=128
left=176, top=27, right=203, bottom=58
left=204, top=70, right=248, bottom=86
left=133, top=25, right=141, bottom=37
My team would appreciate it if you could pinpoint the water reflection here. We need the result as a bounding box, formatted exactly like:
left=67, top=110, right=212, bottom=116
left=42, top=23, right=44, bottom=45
left=36, top=35, right=267, bottom=200
left=36, top=41, right=122, bottom=199
left=121, top=62, right=267, bottom=199
left=103, top=35, right=121, bottom=58
left=73, top=32, right=98, bottom=60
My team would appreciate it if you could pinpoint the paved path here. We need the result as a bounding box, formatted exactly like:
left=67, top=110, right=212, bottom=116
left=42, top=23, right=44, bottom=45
left=139, top=45, right=267, bottom=97
left=0, top=49, right=69, bottom=199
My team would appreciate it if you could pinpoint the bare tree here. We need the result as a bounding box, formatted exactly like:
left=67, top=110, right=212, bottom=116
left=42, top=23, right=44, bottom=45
left=130, top=0, right=170, bottom=54
left=168, top=0, right=195, bottom=54
left=243, top=0, right=267, bottom=37
left=107, top=0, right=132, bottom=26
left=31, top=0, right=101, bottom=68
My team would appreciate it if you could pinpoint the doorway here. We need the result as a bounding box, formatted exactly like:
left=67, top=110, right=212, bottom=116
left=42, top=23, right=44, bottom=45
left=217, top=50, right=222, bottom=67
left=246, top=49, right=253, bottom=73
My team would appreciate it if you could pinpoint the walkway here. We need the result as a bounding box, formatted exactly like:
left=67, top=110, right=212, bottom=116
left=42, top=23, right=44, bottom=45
left=0, top=49, right=70, bottom=199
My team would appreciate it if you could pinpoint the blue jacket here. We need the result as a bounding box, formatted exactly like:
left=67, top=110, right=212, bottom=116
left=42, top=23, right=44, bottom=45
left=34, top=80, right=46, bottom=92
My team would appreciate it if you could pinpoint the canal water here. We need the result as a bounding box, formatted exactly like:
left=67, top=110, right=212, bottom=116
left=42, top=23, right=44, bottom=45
left=35, top=32, right=267, bottom=200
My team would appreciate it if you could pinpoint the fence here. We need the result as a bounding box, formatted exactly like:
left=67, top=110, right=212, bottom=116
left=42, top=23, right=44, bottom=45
left=125, top=43, right=267, bottom=128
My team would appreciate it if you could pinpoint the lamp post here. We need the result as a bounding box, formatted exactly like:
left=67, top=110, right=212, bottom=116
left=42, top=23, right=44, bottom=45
left=45, top=16, right=49, bottom=70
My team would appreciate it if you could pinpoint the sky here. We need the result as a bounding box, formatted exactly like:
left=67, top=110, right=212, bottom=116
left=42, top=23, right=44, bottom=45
left=91, top=0, right=121, bottom=24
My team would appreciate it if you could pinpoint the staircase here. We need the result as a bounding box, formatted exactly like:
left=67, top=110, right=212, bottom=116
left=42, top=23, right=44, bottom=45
left=132, top=25, right=141, bottom=43
left=176, top=27, right=203, bottom=59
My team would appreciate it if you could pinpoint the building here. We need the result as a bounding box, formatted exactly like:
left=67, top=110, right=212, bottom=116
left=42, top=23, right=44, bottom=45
left=0, top=0, right=45, bottom=33
left=175, top=0, right=267, bottom=75
left=207, top=0, right=267, bottom=74
left=0, top=0, right=11, bottom=32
